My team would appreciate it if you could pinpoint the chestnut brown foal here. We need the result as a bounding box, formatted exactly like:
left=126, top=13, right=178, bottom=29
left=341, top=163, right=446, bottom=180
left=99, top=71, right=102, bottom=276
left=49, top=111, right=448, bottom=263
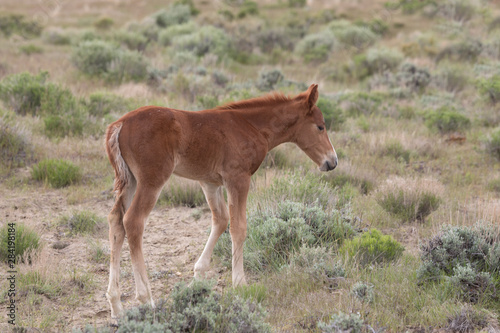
left=104, top=84, right=337, bottom=318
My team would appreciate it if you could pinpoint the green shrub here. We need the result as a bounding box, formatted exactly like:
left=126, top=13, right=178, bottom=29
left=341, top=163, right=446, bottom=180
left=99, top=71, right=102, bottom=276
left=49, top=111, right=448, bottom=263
left=61, top=210, right=104, bottom=235
left=0, top=71, right=49, bottom=115
left=72, top=40, right=148, bottom=83
left=175, top=0, right=200, bottom=15
left=255, top=171, right=340, bottom=210
left=259, top=148, right=292, bottom=169
left=126, top=20, right=161, bottom=43
left=197, top=95, right=219, bottom=109
left=237, top=1, right=259, bottom=19
left=448, top=264, right=495, bottom=303
left=0, top=223, right=41, bottom=264
left=417, top=223, right=500, bottom=286
left=85, top=92, right=130, bottom=118
left=396, top=63, right=431, bottom=93
left=358, top=18, right=389, bottom=36
left=255, top=69, right=284, bottom=91
left=323, top=171, right=374, bottom=195
left=288, top=0, right=306, bottom=8
left=339, top=228, right=404, bottom=266
left=107, top=51, right=149, bottom=83
left=158, top=21, right=197, bottom=46
left=0, top=14, right=42, bottom=38
left=212, top=70, right=229, bottom=87
left=381, top=140, right=412, bottom=164
left=291, top=245, right=345, bottom=282
left=436, top=40, right=482, bottom=64
left=296, top=30, right=336, bottom=64
left=425, top=106, right=471, bottom=134
left=43, top=29, right=72, bottom=45
left=31, top=159, right=82, bottom=188
left=329, top=21, right=377, bottom=50
left=153, top=4, right=192, bottom=28
left=477, top=75, right=500, bottom=104
left=113, top=30, right=149, bottom=51
left=88, top=240, right=109, bottom=263
left=376, top=177, right=442, bottom=222
left=316, top=97, right=345, bottom=131
left=257, top=28, right=294, bottom=53
left=487, top=178, right=500, bottom=192
left=40, top=84, right=88, bottom=137
left=0, top=72, right=93, bottom=137
left=94, top=17, right=114, bottom=31
left=0, top=119, right=35, bottom=171
left=437, top=0, right=476, bottom=22
left=19, top=44, right=43, bottom=55
left=485, top=127, right=500, bottom=160
left=72, top=40, right=116, bottom=77
left=160, top=180, right=205, bottom=208
left=93, top=279, right=270, bottom=333
left=215, top=200, right=355, bottom=273
left=447, top=306, right=489, bottom=332
left=318, top=312, right=364, bottom=333
left=351, top=282, right=374, bottom=303
left=434, top=63, right=468, bottom=93
left=172, top=26, right=232, bottom=57
left=352, top=47, right=404, bottom=79
left=340, top=91, right=383, bottom=117
left=489, top=16, right=500, bottom=33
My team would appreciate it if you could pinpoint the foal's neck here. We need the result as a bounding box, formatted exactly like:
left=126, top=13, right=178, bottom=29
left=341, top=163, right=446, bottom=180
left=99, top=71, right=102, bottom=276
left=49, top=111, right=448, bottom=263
left=238, top=102, right=301, bottom=151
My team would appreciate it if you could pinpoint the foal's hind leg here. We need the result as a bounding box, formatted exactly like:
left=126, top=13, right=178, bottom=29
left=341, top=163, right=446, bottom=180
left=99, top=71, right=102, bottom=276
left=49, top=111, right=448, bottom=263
left=194, top=182, right=229, bottom=279
left=106, top=177, right=137, bottom=319
left=123, top=183, right=163, bottom=308
left=225, top=177, right=251, bottom=286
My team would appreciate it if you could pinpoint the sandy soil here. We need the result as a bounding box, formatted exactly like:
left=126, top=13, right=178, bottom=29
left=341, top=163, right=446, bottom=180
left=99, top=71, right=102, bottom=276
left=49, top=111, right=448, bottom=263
left=0, top=183, right=220, bottom=332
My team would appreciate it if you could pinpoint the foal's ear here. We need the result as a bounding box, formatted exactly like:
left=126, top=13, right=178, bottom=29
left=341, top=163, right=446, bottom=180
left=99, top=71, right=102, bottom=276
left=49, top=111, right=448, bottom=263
left=306, top=84, right=319, bottom=110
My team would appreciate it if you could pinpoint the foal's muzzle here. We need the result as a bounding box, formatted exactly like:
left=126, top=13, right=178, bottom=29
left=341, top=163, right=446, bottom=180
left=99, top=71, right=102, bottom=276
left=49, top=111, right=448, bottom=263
left=320, top=156, right=338, bottom=172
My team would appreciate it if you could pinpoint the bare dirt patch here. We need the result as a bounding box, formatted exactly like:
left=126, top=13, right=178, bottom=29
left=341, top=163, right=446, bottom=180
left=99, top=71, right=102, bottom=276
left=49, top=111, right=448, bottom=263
left=0, top=184, right=217, bottom=332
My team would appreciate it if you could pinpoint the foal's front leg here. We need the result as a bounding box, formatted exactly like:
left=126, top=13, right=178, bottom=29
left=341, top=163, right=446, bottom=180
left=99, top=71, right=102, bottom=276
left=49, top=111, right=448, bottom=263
left=194, top=182, right=229, bottom=279
left=226, top=177, right=251, bottom=286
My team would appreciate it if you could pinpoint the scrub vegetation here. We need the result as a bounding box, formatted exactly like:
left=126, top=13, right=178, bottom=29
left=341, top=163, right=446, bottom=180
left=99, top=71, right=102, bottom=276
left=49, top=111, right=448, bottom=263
left=1, top=0, right=500, bottom=331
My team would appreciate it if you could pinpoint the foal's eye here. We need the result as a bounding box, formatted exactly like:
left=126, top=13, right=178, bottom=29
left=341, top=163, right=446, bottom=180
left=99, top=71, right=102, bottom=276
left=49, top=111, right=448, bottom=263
left=317, top=125, right=325, bottom=131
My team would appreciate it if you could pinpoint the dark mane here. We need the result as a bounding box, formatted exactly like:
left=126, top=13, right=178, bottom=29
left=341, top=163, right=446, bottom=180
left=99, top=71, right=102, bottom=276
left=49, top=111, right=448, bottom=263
left=216, top=92, right=297, bottom=110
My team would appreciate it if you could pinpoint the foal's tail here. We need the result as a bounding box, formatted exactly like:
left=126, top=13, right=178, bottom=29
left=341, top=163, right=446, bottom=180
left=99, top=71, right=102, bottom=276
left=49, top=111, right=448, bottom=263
left=105, top=122, right=131, bottom=197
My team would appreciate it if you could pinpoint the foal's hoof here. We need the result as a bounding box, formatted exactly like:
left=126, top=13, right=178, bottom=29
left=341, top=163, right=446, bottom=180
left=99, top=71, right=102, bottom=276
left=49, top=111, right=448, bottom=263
left=109, top=303, right=124, bottom=320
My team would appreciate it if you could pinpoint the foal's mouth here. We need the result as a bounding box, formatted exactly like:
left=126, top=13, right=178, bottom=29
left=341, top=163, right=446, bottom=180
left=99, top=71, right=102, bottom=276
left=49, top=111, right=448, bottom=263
left=319, top=158, right=337, bottom=172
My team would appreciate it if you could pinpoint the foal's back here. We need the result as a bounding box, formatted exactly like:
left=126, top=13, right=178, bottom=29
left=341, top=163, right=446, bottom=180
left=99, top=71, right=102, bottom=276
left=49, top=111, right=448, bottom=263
left=111, top=106, right=266, bottom=185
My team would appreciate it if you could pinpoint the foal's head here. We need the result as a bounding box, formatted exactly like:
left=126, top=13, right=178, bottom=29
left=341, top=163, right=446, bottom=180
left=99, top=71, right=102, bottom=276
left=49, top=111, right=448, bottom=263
left=294, top=84, right=338, bottom=171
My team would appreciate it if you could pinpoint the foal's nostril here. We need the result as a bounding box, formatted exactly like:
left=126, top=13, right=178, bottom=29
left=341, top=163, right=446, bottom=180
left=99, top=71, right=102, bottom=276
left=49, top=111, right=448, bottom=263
left=324, top=160, right=336, bottom=171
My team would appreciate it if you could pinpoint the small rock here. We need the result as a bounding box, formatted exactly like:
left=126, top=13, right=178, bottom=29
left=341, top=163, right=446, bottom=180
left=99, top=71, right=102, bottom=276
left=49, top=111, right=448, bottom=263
left=52, top=241, right=70, bottom=250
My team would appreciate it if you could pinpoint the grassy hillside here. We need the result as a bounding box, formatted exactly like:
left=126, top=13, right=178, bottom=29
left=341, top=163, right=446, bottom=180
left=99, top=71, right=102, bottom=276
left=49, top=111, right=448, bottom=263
left=1, top=0, right=500, bottom=332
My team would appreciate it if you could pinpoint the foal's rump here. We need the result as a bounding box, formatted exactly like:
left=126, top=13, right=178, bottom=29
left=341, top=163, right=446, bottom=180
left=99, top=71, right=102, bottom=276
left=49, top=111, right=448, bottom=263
left=105, top=106, right=182, bottom=196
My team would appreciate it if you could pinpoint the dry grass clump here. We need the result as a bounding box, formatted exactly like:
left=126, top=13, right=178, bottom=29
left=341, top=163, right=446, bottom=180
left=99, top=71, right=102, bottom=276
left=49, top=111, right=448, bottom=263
left=13, top=248, right=96, bottom=330
left=31, top=159, right=82, bottom=188
left=159, top=176, right=206, bottom=208
left=446, top=305, right=494, bottom=333
left=59, top=210, right=105, bottom=236
left=0, top=118, right=35, bottom=173
left=0, top=223, right=41, bottom=264
left=376, top=176, right=444, bottom=222
left=322, top=159, right=377, bottom=195
left=364, top=131, right=442, bottom=161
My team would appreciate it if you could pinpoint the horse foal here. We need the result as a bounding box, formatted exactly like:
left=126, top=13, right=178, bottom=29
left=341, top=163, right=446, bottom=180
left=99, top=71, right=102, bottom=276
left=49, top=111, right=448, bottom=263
left=104, top=84, right=337, bottom=318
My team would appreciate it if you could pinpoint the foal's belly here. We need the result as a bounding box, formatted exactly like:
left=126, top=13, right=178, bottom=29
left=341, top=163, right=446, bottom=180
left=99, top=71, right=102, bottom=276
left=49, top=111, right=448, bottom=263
left=172, top=162, right=223, bottom=186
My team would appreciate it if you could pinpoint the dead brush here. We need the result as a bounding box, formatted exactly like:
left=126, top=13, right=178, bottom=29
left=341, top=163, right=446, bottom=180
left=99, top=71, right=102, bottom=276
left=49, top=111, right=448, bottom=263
left=447, top=305, right=491, bottom=333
